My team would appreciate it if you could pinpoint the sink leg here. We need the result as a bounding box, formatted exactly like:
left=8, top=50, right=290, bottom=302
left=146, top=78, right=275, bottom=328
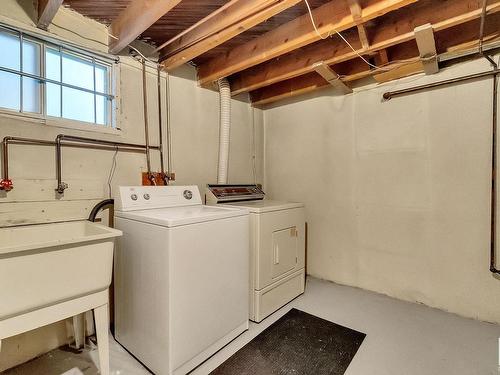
left=94, top=304, right=110, bottom=375
left=72, top=313, right=85, bottom=349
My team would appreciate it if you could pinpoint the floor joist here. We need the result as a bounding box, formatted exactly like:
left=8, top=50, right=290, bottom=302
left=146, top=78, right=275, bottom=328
left=197, top=0, right=417, bottom=86
left=160, top=0, right=302, bottom=71
left=109, top=0, right=183, bottom=54
left=231, top=0, right=500, bottom=96
left=250, top=24, right=500, bottom=107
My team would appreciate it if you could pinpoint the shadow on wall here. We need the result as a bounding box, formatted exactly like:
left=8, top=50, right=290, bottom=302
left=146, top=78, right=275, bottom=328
left=16, top=0, right=37, bottom=23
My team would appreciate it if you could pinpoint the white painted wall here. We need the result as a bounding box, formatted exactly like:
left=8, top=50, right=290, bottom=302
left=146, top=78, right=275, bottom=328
left=264, top=56, right=500, bottom=324
left=0, top=1, right=262, bottom=370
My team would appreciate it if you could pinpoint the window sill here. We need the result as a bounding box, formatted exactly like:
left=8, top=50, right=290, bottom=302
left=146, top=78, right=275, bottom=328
left=0, top=109, right=121, bottom=136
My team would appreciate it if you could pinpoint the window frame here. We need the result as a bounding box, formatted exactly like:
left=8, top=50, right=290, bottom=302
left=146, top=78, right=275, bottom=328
left=0, top=24, right=118, bottom=133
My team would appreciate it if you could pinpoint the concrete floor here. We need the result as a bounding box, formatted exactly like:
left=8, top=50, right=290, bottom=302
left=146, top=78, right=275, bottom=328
left=7, top=277, right=500, bottom=375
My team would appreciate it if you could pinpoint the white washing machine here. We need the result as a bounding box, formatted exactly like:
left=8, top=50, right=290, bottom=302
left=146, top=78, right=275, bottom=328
left=206, top=184, right=305, bottom=322
left=114, top=185, right=249, bottom=375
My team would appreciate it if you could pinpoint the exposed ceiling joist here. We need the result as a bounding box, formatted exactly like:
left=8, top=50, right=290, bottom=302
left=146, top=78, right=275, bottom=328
left=414, top=23, right=439, bottom=75
left=197, top=0, right=417, bottom=86
left=250, top=23, right=500, bottom=107
left=347, top=0, right=370, bottom=50
left=230, top=0, right=500, bottom=96
left=160, top=0, right=302, bottom=71
left=37, top=0, right=63, bottom=30
left=109, top=0, right=183, bottom=54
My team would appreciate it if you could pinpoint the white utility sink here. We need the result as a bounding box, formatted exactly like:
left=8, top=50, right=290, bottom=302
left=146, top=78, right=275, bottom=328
left=0, top=220, right=122, bottom=375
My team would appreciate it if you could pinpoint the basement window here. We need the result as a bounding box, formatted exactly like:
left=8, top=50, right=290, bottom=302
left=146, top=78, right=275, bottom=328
left=0, top=27, right=116, bottom=128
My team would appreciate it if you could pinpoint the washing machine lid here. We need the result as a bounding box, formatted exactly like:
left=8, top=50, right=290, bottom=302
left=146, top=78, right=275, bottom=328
left=221, top=200, right=304, bottom=213
left=115, top=204, right=248, bottom=227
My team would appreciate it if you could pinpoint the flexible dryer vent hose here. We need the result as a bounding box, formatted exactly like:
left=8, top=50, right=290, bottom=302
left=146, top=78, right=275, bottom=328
left=217, top=78, right=231, bottom=184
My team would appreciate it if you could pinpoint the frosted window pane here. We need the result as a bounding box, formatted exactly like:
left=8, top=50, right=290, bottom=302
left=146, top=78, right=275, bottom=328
left=46, top=48, right=61, bottom=81
left=22, top=40, right=40, bottom=75
left=0, top=71, right=20, bottom=110
left=22, top=77, right=41, bottom=113
left=0, top=32, right=20, bottom=70
left=62, top=53, right=93, bottom=90
left=46, top=83, right=61, bottom=117
left=96, top=95, right=107, bottom=125
left=62, top=87, right=94, bottom=123
left=95, top=64, right=107, bottom=93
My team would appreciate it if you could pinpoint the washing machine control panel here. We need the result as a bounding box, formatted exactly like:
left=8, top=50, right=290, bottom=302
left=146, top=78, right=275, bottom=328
left=116, top=186, right=202, bottom=211
left=206, top=184, right=265, bottom=203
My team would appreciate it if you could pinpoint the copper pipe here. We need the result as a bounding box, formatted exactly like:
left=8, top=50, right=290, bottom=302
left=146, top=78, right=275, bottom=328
left=142, top=59, right=155, bottom=185
left=157, top=66, right=168, bottom=185
left=1, top=135, right=160, bottom=192
left=55, top=134, right=160, bottom=194
left=166, top=72, right=173, bottom=177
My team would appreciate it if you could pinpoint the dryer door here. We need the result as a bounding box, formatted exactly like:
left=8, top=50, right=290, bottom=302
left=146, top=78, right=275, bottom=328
left=272, top=227, right=298, bottom=279
left=256, top=208, right=305, bottom=289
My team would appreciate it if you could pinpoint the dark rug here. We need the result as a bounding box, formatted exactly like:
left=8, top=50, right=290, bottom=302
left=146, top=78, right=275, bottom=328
left=210, top=308, right=366, bottom=375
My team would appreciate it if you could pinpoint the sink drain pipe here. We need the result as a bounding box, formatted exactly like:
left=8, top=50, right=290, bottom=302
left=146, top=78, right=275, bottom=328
left=217, top=78, right=231, bottom=184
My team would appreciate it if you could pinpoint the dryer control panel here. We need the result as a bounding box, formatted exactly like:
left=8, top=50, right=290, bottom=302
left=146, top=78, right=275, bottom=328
left=116, top=185, right=202, bottom=211
left=205, top=184, right=265, bottom=204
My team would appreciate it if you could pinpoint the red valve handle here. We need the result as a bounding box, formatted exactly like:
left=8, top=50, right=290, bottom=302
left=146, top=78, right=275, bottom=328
left=0, top=179, right=13, bottom=191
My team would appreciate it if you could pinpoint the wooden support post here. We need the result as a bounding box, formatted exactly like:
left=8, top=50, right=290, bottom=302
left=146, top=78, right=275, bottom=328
left=313, top=62, right=353, bottom=94
left=414, top=23, right=439, bottom=75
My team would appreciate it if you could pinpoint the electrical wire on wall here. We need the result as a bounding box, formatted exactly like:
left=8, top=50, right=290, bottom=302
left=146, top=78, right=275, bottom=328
left=107, top=147, right=118, bottom=198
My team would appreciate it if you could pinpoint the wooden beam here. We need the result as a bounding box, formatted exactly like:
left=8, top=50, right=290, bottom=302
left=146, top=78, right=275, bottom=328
left=251, top=59, right=375, bottom=106
left=37, top=0, right=63, bottom=29
left=414, top=23, right=439, bottom=75
left=373, top=60, right=424, bottom=83
left=109, top=0, right=182, bottom=54
left=375, top=49, right=390, bottom=65
left=312, top=62, right=353, bottom=94
left=197, top=0, right=417, bottom=86
left=250, top=25, right=500, bottom=107
left=160, top=0, right=302, bottom=71
left=347, top=0, right=370, bottom=49
left=230, top=0, right=500, bottom=95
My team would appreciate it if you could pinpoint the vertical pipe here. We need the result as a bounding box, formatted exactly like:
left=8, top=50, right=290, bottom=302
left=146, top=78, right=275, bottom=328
left=157, top=65, right=167, bottom=184
left=491, top=70, right=499, bottom=274
left=2, top=137, right=9, bottom=181
left=479, top=0, right=488, bottom=55
left=142, top=59, right=154, bottom=184
left=166, top=72, right=172, bottom=177
left=217, top=78, right=231, bottom=184
left=55, top=135, right=67, bottom=194
left=0, top=137, right=13, bottom=191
